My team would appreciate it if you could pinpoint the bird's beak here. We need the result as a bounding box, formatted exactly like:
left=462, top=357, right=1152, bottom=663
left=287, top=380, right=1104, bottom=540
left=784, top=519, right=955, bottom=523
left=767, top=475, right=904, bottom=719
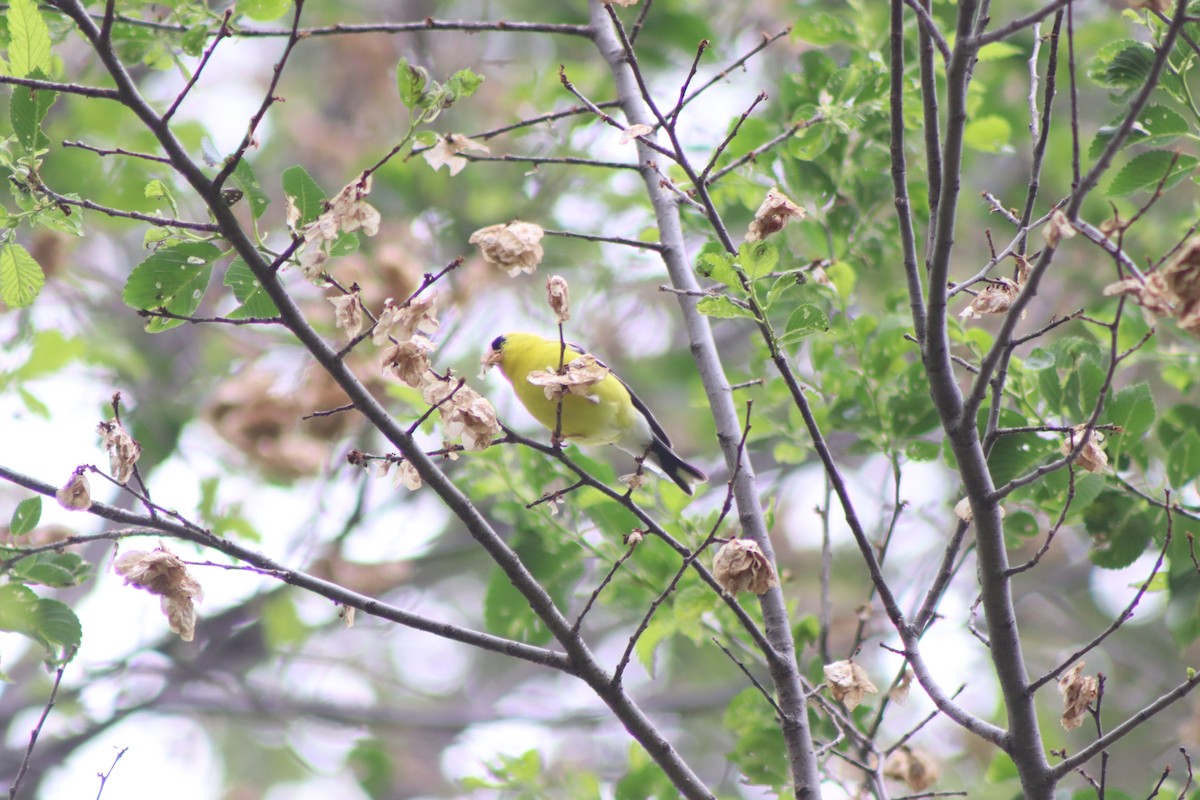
left=479, top=345, right=504, bottom=376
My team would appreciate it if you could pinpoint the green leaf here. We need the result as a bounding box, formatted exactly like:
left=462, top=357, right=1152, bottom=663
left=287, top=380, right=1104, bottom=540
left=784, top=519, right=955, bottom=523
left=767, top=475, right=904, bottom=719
left=977, top=41, right=1023, bottom=61
left=724, top=687, right=789, bottom=790
left=764, top=271, right=805, bottom=308
left=696, top=295, right=758, bottom=320
left=1084, top=491, right=1152, bottom=569
left=616, top=743, right=681, bottom=800
left=10, top=496, right=41, bottom=536
left=1107, top=150, right=1200, bottom=197
left=396, top=58, right=429, bottom=109
left=11, top=552, right=88, bottom=588
left=695, top=250, right=742, bottom=290
left=0, top=241, right=45, bottom=308
left=987, top=433, right=1051, bottom=486
left=0, top=584, right=39, bottom=634
left=238, top=0, right=292, bottom=22
left=790, top=11, right=855, bottom=45
left=224, top=257, right=280, bottom=319
left=180, top=25, right=209, bottom=58
left=778, top=303, right=829, bottom=345
left=1088, top=40, right=1154, bottom=89
left=905, top=439, right=940, bottom=462
left=122, top=242, right=221, bottom=332
left=1167, top=429, right=1200, bottom=489
left=144, top=179, right=179, bottom=218
left=446, top=68, right=484, bottom=100
left=10, top=70, right=57, bottom=153
left=737, top=241, right=779, bottom=280
left=13, top=329, right=83, bottom=381
left=34, top=598, right=81, bottom=650
left=1089, top=104, right=1190, bottom=160
left=1105, top=381, right=1156, bottom=440
left=963, top=115, right=1013, bottom=154
left=348, top=739, right=395, bottom=799
left=230, top=158, right=270, bottom=220
left=281, top=165, right=327, bottom=227
left=7, top=0, right=52, bottom=78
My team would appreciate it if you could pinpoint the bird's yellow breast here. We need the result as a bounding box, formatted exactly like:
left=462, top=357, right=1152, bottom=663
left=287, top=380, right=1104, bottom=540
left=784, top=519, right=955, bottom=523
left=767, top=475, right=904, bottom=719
left=498, top=334, right=638, bottom=446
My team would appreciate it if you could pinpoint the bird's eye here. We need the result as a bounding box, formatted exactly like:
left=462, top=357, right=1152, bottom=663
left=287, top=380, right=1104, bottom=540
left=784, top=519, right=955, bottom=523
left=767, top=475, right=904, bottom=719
left=490, top=335, right=506, bottom=351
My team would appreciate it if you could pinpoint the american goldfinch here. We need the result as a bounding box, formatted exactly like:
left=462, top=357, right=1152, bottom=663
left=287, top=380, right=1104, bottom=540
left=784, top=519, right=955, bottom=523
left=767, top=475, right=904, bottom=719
left=484, top=332, right=707, bottom=495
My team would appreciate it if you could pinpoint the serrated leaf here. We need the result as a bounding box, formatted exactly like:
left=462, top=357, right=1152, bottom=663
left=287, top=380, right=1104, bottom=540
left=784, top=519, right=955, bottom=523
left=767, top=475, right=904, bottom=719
left=738, top=241, right=779, bottom=280
left=0, top=241, right=45, bottom=308
left=281, top=165, right=326, bottom=228
left=696, top=294, right=758, bottom=320
left=764, top=271, right=805, bottom=308
left=695, top=250, right=742, bottom=290
left=1167, top=429, right=1200, bottom=488
left=1089, top=104, right=1189, bottom=160
left=230, top=158, right=270, bottom=219
left=778, top=303, right=829, bottom=345
left=144, top=179, right=179, bottom=217
left=10, top=71, right=57, bottom=153
left=34, top=598, right=81, bottom=650
left=15, top=562, right=73, bottom=587
left=1088, top=40, right=1154, bottom=89
left=330, top=230, right=360, bottom=257
left=13, top=552, right=88, bottom=588
left=1105, top=381, right=1156, bottom=440
left=1108, top=150, right=1199, bottom=196
left=396, top=58, right=429, bottom=109
left=446, top=68, right=484, bottom=100
left=7, top=0, right=52, bottom=78
left=0, top=584, right=39, bottom=633
left=122, top=242, right=220, bottom=332
left=10, top=496, right=41, bottom=536
left=223, top=257, right=280, bottom=319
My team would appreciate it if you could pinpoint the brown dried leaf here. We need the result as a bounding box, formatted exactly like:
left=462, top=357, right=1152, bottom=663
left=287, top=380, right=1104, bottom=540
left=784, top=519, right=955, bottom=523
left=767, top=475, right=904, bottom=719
left=823, top=659, right=878, bottom=710
left=469, top=221, right=545, bottom=276
left=745, top=187, right=806, bottom=242
left=712, top=538, right=780, bottom=595
left=884, top=747, right=940, bottom=792
left=1061, top=424, right=1108, bottom=474
left=381, top=336, right=436, bottom=388
left=98, top=419, right=141, bottom=485
left=329, top=293, right=363, bottom=341
left=1042, top=208, right=1076, bottom=249
left=889, top=668, right=915, bottom=705
left=1104, top=271, right=1178, bottom=318
left=619, top=123, right=653, bottom=144
left=114, top=545, right=203, bottom=642
left=527, top=355, right=610, bottom=401
left=56, top=472, right=91, bottom=511
left=546, top=275, right=571, bottom=323
left=394, top=460, right=422, bottom=491
left=959, top=278, right=1020, bottom=320
left=1058, top=662, right=1099, bottom=730
left=423, top=133, right=490, bottom=176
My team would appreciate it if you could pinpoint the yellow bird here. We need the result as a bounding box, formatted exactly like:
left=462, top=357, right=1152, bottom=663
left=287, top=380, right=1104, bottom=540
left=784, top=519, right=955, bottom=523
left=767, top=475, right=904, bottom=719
left=485, top=332, right=707, bottom=495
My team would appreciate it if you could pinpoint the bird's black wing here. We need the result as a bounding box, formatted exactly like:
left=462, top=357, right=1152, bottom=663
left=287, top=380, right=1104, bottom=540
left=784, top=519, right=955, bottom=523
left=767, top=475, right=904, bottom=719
left=566, top=339, right=674, bottom=447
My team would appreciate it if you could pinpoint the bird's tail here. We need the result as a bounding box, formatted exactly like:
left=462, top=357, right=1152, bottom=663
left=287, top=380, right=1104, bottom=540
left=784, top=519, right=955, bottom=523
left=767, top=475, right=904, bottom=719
left=647, top=437, right=707, bottom=495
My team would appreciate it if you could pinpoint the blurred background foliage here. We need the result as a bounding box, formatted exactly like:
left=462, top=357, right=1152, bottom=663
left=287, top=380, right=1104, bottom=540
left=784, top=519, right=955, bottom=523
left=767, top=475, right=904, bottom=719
left=2, top=0, right=1200, bottom=798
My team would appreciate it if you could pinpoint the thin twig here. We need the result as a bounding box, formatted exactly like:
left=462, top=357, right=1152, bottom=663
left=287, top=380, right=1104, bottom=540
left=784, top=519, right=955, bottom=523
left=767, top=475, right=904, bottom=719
left=9, top=649, right=76, bottom=800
